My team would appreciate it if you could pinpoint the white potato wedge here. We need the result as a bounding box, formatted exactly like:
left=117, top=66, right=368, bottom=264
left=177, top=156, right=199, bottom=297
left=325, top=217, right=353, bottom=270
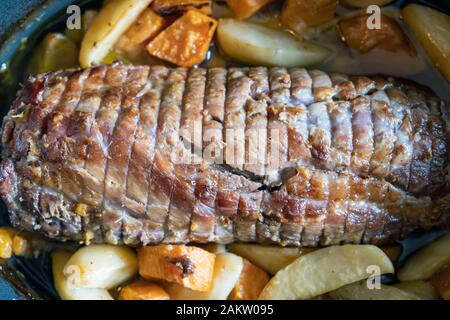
left=165, top=253, right=244, bottom=300
left=340, top=0, right=393, bottom=8
left=63, top=244, right=138, bottom=290
left=217, top=19, right=331, bottom=67
left=65, top=10, right=98, bottom=44
left=80, top=0, right=153, bottom=67
left=394, top=281, right=439, bottom=300
left=329, top=281, right=421, bottom=300
left=228, top=243, right=314, bottom=275
left=258, top=245, right=394, bottom=300
left=52, top=251, right=113, bottom=300
left=403, top=4, right=450, bottom=83
left=397, top=233, right=450, bottom=282
left=29, top=33, right=79, bottom=75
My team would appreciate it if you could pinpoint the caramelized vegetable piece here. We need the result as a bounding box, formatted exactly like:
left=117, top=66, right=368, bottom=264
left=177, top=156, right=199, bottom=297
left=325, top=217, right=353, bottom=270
left=228, top=243, right=315, bottom=274
left=152, top=0, right=212, bottom=15
left=29, top=33, right=79, bottom=75
left=164, top=253, right=243, bottom=300
left=80, top=0, right=153, bottom=67
left=338, top=13, right=416, bottom=56
left=398, top=233, right=450, bottom=282
left=138, top=245, right=216, bottom=291
left=229, top=259, right=270, bottom=300
left=340, top=0, right=393, bottom=9
left=0, top=228, right=13, bottom=259
left=430, top=266, right=450, bottom=300
left=217, top=19, right=331, bottom=67
left=403, top=4, right=450, bottom=83
left=115, top=8, right=166, bottom=58
left=119, top=281, right=170, bottom=300
left=226, top=0, right=275, bottom=20
left=147, top=10, right=217, bottom=67
left=394, top=281, right=440, bottom=300
left=282, top=0, right=338, bottom=35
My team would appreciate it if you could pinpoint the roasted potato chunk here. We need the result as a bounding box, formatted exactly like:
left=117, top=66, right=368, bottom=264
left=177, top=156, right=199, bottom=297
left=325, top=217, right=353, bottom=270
left=229, top=259, right=270, bottom=300
left=119, top=281, right=170, bottom=300
left=63, top=244, right=138, bottom=290
left=29, top=33, right=79, bottom=75
left=281, top=0, right=338, bottom=35
left=152, top=0, right=212, bottom=15
left=226, top=0, right=275, bottom=20
left=403, top=4, right=450, bottom=83
left=146, top=10, right=217, bottom=67
left=138, top=245, right=215, bottom=291
left=80, top=0, right=153, bottom=67
left=53, top=251, right=114, bottom=300
left=338, top=13, right=416, bottom=56
left=115, top=8, right=166, bottom=59
left=430, top=266, right=450, bottom=300
left=398, top=233, right=450, bottom=282
left=394, top=281, right=440, bottom=300
left=259, top=245, right=394, bottom=300
left=329, top=281, right=421, bottom=300
left=65, top=10, right=98, bottom=45
left=228, top=243, right=315, bottom=274
left=217, top=19, right=331, bottom=67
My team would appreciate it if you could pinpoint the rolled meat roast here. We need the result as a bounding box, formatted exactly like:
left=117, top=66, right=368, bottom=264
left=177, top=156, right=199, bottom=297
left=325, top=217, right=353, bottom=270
left=0, top=62, right=449, bottom=246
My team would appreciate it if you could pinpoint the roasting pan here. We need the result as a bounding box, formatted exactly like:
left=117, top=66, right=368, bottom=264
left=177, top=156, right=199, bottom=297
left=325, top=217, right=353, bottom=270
left=0, top=0, right=449, bottom=300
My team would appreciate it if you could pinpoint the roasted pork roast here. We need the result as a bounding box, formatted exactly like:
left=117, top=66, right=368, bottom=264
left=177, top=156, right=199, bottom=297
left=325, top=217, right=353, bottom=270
left=1, top=63, right=449, bottom=246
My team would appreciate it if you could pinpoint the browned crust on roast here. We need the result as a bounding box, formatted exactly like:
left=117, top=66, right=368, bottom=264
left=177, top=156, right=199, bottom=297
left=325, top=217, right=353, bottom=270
left=1, top=63, right=449, bottom=247
left=145, top=68, right=188, bottom=243
left=166, top=68, right=207, bottom=243
left=224, top=68, right=250, bottom=171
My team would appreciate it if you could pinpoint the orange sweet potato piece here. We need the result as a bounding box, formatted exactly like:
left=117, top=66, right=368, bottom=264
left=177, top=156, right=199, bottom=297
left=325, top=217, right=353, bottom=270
left=338, top=13, right=416, bottom=56
left=226, top=0, right=275, bottom=20
left=115, top=8, right=166, bottom=57
left=430, top=265, right=450, bottom=300
left=152, top=0, right=212, bottom=16
left=282, top=0, right=338, bottom=35
left=146, top=10, right=217, bottom=67
left=119, top=281, right=170, bottom=300
left=229, top=259, right=270, bottom=300
left=138, top=244, right=216, bottom=291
